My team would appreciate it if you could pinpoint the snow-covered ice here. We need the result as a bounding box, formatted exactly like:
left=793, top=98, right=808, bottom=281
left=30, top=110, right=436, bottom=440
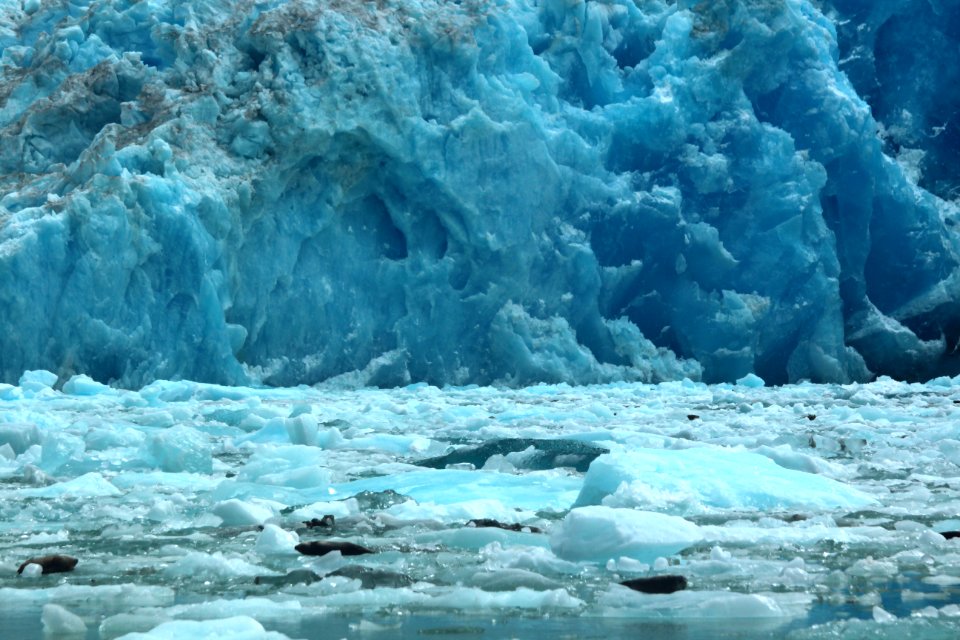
left=2, top=373, right=960, bottom=638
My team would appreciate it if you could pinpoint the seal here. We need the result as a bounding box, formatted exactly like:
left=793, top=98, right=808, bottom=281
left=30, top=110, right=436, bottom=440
left=295, top=540, right=374, bottom=557
left=467, top=518, right=542, bottom=533
left=620, top=574, right=687, bottom=594
left=17, top=554, right=78, bottom=575
left=303, top=515, right=335, bottom=528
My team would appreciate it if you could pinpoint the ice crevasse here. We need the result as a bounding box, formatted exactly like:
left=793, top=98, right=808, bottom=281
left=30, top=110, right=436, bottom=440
left=0, top=0, right=958, bottom=388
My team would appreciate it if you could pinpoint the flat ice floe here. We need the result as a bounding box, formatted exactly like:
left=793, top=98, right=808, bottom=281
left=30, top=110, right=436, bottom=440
left=3, top=372, right=960, bottom=639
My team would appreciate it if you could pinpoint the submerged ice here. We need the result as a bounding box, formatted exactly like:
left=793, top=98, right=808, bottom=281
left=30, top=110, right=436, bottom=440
left=3, top=373, right=960, bottom=638
left=1, top=0, right=960, bottom=388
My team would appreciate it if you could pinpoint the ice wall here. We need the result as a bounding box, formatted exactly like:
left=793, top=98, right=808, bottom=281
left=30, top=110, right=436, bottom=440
left=0, top=0, right=958, bottom=388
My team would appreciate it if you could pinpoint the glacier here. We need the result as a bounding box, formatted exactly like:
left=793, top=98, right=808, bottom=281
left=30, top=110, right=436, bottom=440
left=2, top=373, right=960, bottom=639
left=1, top=0, right=959, bottom=388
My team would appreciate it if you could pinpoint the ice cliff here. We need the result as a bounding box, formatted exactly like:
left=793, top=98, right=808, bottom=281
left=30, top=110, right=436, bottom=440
left=0, top=0, right=958, bottom=388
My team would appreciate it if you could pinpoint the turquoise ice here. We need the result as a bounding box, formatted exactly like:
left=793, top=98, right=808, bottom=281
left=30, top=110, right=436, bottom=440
left=1, top=0, right=958, bottom=388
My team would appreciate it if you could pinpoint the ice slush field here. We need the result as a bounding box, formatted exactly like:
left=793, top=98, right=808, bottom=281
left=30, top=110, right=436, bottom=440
left=3, top=372, right=960, bottom=639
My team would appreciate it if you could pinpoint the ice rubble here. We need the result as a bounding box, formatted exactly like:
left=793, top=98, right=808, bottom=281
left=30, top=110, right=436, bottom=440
left=2, top=372, right=960, bottom=637
left=1, top=0, right=959, bottom=389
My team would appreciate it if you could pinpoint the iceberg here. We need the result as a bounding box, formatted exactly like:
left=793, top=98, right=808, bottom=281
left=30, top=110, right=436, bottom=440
left=1, top=0, right=958, bottom=388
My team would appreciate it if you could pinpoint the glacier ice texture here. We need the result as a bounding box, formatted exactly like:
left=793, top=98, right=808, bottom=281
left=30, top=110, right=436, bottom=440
left=1, top=0, right=959, bottom=388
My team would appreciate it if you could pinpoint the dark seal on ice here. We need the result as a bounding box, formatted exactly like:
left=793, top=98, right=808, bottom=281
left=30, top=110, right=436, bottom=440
left=620, top=574, right=687, bottom=594
left=467, top=518, right=542, bottom=533
left=303, top=515, right=335, bottom=528
left=295, top=540, right=374, bottom=557
left=17, top=554, right=78, bottom=575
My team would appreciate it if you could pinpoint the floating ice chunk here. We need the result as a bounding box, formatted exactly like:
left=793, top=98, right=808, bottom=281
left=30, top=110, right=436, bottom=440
left=0, top=442, right=14, bottom=460
left=41, top=603, right=86, bottom=635
left=698, top=521, right=882, bottom=547
left=736, top=374, right=766, bottom=388
left=751, top=444, right=850, bottom=479
left=99, top=612, right=172, bottom=640
left=146, top=499, right=180, bottom=522
left=162, top=552, right=270, bottom=580
left=550, top=506, right=701, bottom=564
left=873, top=605, right=897, bottom=623
left=467, top=568, right=561, bottom=592
left=137, top=381, right=199, bottom=404
left=848, top=557, right=899, bottom=578
left=428, top=587, right=583, bottom=611
left=0, top=422, right=41, bottom=454
left=234, top=445, right=327, bottom=484
left=212, top=499, right=275, bottom=526
left=147, top=425, right=212, bottom=473
left=113, top=616, right=292, bottom=640
left=236, top=418, right=288, bottom=444
left=481, top=542, right=582, bottom=575
left=381, top=498, right=534, bottom=525
left=328, top=469, right=581, bottom=512
left=600, top=586, right=812, bottom=620
left=346, top=433, right=434, bottom=455
left=415, top=526, right=549, bottom=552
left=161, top=598, right=302, bottom=625
left=301, top=586, right=583, bottom=612
left=17, top=472, right=120, bottom=498
left=0, top=584, right=175, bottom=609
left=20, top=530, right=69, bottom=546
left=19, top=562, right=43, bottom=578
left=256, top=465, right=331, bottom=489
left=86, top=427, right=147, bottom=451
left=62, top=374, right=110, bottom=396
left=19, top=370, right=57, bottom=394
left=39, top=431, right=86, bottom=472
left=290, top=498, right=359, bottom=522
left=113, top=471, right=221, bottom=493
left=285, top=414, right=319, bottom=446
left=255, top=524, right=299, bottom=556
left=578, top=448, right=877, bottom=514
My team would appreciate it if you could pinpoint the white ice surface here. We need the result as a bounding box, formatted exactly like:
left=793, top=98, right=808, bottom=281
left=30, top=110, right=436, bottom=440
left=551, top=506, right=701, bottom=564
left=41, top=603, right=86, bottom=635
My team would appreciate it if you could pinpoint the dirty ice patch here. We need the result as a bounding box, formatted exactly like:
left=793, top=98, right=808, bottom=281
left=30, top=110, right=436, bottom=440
left=575, top=447, right=877, bottom=515
left=550, top=506, right=702, bottom=564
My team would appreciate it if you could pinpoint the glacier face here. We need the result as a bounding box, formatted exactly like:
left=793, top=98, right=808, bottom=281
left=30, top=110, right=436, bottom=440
left=0, top=0, right=958, bottom=388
